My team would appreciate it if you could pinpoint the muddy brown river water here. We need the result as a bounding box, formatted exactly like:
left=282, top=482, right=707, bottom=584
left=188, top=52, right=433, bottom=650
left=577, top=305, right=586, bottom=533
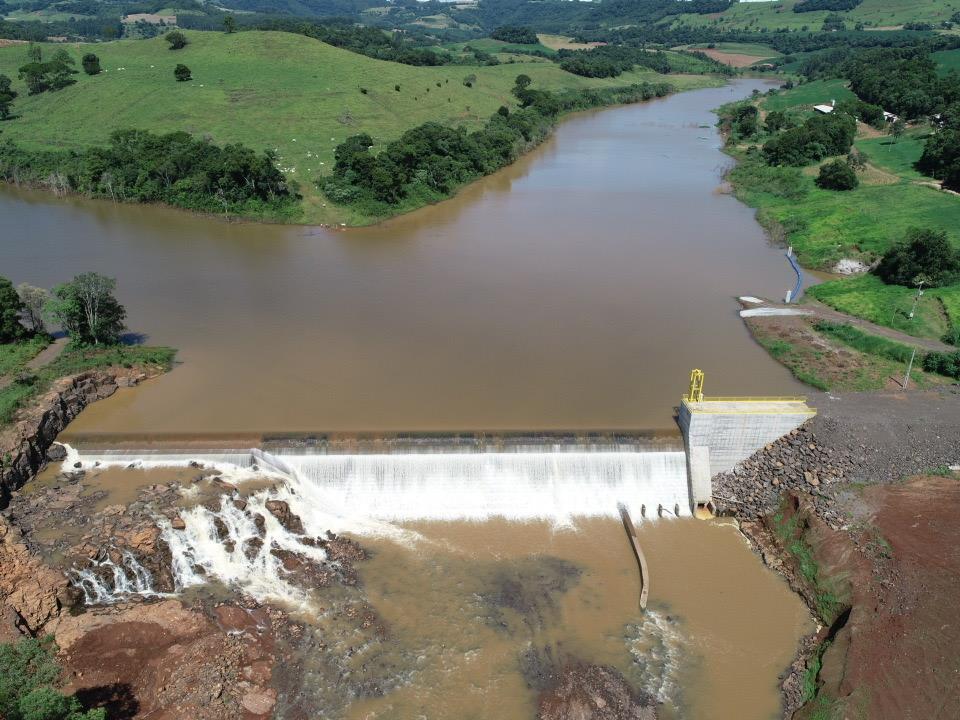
left=7, top=78, right=815, bottom=719
left=3, top=79, right=801, bottom=436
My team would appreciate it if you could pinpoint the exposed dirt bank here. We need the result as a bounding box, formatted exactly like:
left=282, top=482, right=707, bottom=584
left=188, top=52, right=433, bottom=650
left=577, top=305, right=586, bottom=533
left=713, top=387, right=960, bottom=718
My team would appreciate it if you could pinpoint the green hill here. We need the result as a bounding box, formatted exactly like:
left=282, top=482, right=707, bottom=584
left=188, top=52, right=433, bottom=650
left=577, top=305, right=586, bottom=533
left=671, top=0, right=960, bottom=32
left=0, top=31, right=720, bottom=224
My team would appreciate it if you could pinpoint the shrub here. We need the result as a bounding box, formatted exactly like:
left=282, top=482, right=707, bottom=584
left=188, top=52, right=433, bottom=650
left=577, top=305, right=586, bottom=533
left=0, top=637, right=105, bottom=720
left=81, top=53, right=100, bottom=76
left=165, top=31, right=187, bottom=50
left=922, top=350, right=960, bottom=379
left=874, top=228, right=960, bottom=287
left=359, top=87, right=367, bottom=94
left=174, top=64, right=191, bottom=82
left=815, top=159, right=859, bottom=190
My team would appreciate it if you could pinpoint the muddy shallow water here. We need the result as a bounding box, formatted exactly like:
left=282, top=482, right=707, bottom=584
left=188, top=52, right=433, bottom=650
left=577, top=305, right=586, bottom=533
left=352, top=518, right=812, bottom=720
left=2, top=79, right=801, bottom=437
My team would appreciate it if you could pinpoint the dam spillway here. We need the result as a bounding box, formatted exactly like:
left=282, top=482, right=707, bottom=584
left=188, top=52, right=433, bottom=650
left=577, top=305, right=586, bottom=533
left=64, top=440, right=692, bottom=522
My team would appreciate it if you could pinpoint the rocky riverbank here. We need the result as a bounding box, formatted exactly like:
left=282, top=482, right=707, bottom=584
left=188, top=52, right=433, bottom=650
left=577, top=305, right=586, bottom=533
left=0, top=368, right=159, bottom=507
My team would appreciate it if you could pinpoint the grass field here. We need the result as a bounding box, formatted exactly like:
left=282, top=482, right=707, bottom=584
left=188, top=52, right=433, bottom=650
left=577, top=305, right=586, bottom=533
left=671, top=0, right=960, bottom=32
left=0, top=31, right=722, bottom=225
left=854, top=133, right=929, bottom=179
left=808, top=275, right=949, bottom=340
left=446, top=38, right=558, bottom=57
left=933, top=48, right=960, bottom=75
left=763, top=79, right=856, bottom=112
left=686, top=42, right=778, bottom=57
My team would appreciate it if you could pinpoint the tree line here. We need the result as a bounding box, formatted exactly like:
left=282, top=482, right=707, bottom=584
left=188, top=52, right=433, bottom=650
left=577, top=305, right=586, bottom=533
left=0, top=129, right=300, bottom=219
left=321, top=75, right=671, bottom=214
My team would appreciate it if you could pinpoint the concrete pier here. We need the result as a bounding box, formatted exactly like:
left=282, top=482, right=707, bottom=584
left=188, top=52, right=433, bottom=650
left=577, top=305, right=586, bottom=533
left=678, top=395, right=816, bottom=510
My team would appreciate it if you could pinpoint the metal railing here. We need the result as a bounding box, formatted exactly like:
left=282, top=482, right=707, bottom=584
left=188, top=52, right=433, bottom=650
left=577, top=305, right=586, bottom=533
left=682, top=395, right=808, bottom=403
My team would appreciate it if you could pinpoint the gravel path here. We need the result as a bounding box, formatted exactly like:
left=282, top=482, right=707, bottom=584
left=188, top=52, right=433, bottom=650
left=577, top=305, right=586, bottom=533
left=0, top=338, right=68, bottom=391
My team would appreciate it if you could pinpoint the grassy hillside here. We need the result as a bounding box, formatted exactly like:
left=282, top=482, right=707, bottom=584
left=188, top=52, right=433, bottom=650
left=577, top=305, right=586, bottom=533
left=0, top=30, right=721, bottom=224
left=672, top=0, right=960, bottom=32
left=724, top=80, right=960, bottom=341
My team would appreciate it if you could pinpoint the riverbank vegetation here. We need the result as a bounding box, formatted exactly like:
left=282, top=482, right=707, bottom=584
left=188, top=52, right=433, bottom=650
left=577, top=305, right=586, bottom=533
left=0, top=30, right=722, bottom=225
left=0, top=128, right=299, bottom=219
left=721, top=42, right=960, bottom=349
left=323, top=76, right=672, bottom=218
left=0, top=272, right=176, bottom=425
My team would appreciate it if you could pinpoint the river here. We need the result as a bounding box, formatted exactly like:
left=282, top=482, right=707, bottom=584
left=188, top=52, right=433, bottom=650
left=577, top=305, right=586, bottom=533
left=1, top=78, right=802, bottom=437
left=5, top=78, right=814, bottom=719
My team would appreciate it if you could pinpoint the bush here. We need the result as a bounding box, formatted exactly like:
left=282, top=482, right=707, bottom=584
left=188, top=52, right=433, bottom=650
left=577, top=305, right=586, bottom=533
left=873, top=228, right=960, bottom=287
left=80, top=53, right=100, bottom=76
left=922, top=350, right=960, bottom=379
left=815, top=159, right=859, bottom=190
left=174, top=64, right=191, bottom=82
left=165, top=31, right=187, bottom=50
left=0, top=637, right=105, bottom=720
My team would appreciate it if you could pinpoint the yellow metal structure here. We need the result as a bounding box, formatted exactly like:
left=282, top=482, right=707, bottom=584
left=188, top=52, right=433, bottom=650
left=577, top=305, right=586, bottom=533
left=687, top=369, right=704, bottom=403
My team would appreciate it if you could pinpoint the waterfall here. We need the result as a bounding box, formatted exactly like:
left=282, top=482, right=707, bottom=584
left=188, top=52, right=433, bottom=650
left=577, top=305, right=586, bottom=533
left=71, top=551, right=162, bottom=605
left=63, top=442, right=692, bottom=606
left=276, top=449, right=690, bottom=523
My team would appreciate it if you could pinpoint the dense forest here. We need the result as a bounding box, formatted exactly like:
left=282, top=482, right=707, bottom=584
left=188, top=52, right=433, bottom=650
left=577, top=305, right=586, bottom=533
left=0, top=130, right=299, bottom=218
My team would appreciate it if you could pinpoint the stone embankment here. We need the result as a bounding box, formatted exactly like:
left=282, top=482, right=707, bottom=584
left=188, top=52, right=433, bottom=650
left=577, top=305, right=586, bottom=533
left=713, top=391, right=960, bottom=527
left=0, top=368, right=155, bottom=507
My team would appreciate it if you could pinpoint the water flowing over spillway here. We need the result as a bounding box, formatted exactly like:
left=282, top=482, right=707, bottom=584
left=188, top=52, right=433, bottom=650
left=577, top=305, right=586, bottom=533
left=63, top=443, right=690, bottom=605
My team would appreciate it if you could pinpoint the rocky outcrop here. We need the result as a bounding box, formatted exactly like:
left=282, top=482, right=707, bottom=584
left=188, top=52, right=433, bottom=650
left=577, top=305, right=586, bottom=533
left=0, top=368, right=154, bottom=508
left=538, top=662, right=657, bottom=720
left=0, top=516, right=80, bottom=637
left=56, top=599, right=279, bottom=720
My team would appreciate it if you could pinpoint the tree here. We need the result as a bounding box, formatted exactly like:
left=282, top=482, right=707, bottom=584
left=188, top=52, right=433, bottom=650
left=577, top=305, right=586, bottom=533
left=165, top=31, right=187, bottom=50
left=46, top=272, right=126, bottom=345
left=223, top=15, right=237, bottom=33
left=815, top=159, right=859, bottom=190
left=874, top=228, right=960, bottom=287
left=764, top=110, right=787, bottom=133
left=890, top=117, right=906, bottom=142
left=26, top=43, right=41, bottom=64
left=81, top=53, right=100, bottom=76
left=0, top=74, right=16, bottom=120
left=17, top=284, right=49, bottom=334
left=47, top=50, right=77, bottom=91
left=0, top=637, right=105, bottom=720
left=174, top=64, right=192, bottom=82
left=0, top=276, right=28, bottom=343
left=514, top=74, right=532, bottom=90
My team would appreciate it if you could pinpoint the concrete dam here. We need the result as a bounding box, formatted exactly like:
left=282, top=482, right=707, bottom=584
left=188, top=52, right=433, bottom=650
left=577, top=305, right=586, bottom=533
left=63, top=372, right=816, bottom=521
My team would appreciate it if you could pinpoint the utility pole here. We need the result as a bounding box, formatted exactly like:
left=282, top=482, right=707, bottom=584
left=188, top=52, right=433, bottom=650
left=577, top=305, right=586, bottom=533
left=903, top=347, right=917, bottom=390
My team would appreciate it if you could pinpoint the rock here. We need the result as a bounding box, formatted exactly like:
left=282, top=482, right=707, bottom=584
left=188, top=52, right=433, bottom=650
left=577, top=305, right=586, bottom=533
left=264, top=500, right=305, bottom=535
left=241, top=689, right=276, bottom=715
left=45, top=443, right=67, bottom=462
left=0, top=517, right=74, bottom=635
left=171, top=515, right=186, bottom=530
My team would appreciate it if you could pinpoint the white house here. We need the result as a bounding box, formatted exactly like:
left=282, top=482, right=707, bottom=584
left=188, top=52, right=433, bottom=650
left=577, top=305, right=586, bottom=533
left=813, top=100, right=835, bottom=114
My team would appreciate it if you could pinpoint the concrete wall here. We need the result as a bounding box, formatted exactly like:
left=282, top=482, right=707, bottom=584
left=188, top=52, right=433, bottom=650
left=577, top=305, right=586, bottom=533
left=678, top=399, right=815, bottom=480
